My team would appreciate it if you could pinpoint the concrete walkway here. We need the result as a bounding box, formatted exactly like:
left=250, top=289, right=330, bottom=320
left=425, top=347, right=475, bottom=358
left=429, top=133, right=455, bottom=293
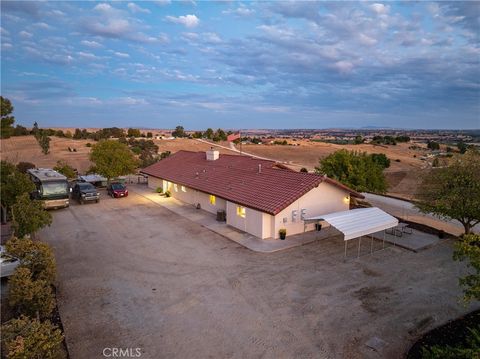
left=130, top=184, right=339, bottom=253
left=372, top=228, right=443, bottom=252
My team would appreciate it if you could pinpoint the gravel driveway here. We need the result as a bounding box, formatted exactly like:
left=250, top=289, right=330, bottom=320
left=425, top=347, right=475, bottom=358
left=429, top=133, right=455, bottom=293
left=40, top=187, right=478, bottom=359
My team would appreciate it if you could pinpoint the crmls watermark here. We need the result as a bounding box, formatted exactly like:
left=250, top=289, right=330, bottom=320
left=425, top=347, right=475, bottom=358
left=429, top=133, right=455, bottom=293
left=102, top=347, right=142, bottom=357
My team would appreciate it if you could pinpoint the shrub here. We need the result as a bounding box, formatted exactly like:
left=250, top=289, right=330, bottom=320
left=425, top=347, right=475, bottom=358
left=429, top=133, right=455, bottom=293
left=53, top=160, right=76, bottom=179
left=156, top=187, right=163, bottom=193
left=16, top=162, right=35, bottom=174
left=164, top=190, right=171, bottom=198
left=1, top=315, right=64, bottom=359
left=370, top=153, right=390, bottom=169
left=85, top=142, right=92, bottom=147
left=5, top=237, right=57, bottom=284
left=300, top=167, right=308, bottom=173
left=9, top=267, right=55, bottom=319
left=279, top=228, right=287, bottom=235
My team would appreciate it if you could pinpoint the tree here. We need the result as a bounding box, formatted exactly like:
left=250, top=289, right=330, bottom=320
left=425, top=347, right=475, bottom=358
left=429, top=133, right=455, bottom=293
left=9, top=267, right=55, bottom=319
left=1, top=161, right=35, bottom=221
left=1, top=96, right=15, bottom=138
left=73, top=128, right=82, bottom=139
left=90, top=140, right=138, bottom=181
left=316, top=149, right=387, bottom=193
left=370, top=153, right=390, bottom=169
left=204, top=128, right=214, bottom=139
left=416, top=150, right=480, bottom=234
left=12, top=194, right=52, bottom=238
left=454, top=234, right=480, bottom=303
left=13, top=125, right=29, bottom=136
left=353, top=135, right=364, bottom=145
left=192, top=131, right=203, bottom=138
left=127, top=128, right=141, bottom=137
left=37, top=133, right=51, bottom=154
left=457, top=141, right=468, bottom=154
left=6, top=237, right=56, bottom=284
left=2, top=315, right=64, bottom=359
left=53, top=160, right=76, bottom=179
left=146, top=131, right=153, bottom=138
left=215, top=128, right=227, bottom=141
left=427, top=141, right=440, bottom=150
left=171, top=125, right=185, bottom=138
left=32, top=122, right=39, bottom=137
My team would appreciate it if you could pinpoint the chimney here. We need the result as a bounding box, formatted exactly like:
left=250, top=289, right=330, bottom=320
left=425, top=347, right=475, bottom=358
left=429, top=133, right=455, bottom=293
left=206, top=147, right=219, bottom=161
left=258, top=164, right=262, bottom=173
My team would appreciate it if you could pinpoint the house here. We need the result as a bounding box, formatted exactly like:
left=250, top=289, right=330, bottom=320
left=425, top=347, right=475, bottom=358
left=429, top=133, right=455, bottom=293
left=141, top=149, right=363, bottom=239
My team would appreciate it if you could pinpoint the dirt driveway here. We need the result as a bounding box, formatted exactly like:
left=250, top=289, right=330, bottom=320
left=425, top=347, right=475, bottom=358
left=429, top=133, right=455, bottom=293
left=40, top=188, right=478, bottom=359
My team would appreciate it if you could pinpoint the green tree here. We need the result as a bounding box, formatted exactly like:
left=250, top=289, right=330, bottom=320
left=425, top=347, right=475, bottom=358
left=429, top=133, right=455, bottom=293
left=13, top=125, right=29, bottom=136
left=192, top=131, right=203, bottom=138
left=427, top=141, right=440, bottom=150
left=370, top=153, right=391, bottom=169
left=1, top=161, right=35, bottom=220
left=53, top=160, right=76, bottom=179
left=90, top=140, right=138, bottom=181
left=416, top=150, right=480, bottom=234
left=171, top=125, right=186, bottom=138
left=37, top=133, right=51, bottom=154
left=6, top=237, right=57, bottom=284
left=316, top=149, right=387, bottom=193
left=1, top=96, right=15, bottom=138
left=1, top=315, right=64, bottom=359
left=204, top=128, right=214, bottom=139
left=353, top=135, right=364, bottom=145
left=127, top=128, right=141, bottom=137
left=9, top=267, right=55, bottom=319
left=458, top=141, right=468, bottom=154
left=454, top=234, right=480, bottom=303
left=146, top=131, right=153, bottom=138
left=12, top=194, right=52, bottom=238
left=32, top=121, right=39, bottom=137
left=215, top=128, right=227, bottom=141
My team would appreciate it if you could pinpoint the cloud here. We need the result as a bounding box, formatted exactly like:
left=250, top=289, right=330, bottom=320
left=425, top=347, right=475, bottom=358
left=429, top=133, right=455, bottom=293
left=77, top=51, right=99, bottom=61
left=33, top=22, right=53, bottom=30
left=127, top=3, right=151, bottom=14
left=166, top=14, right=199, bottom=28
left=81, top=40, right=103, bottom=48
left=114, top=51, right=130, bottom=58
left=19, top=30, right=33, bottom=38
left=369, top=3, right=390, bottom=15
left=223, top=5, right=255, bottom=17
left=1, top=27, right=9, bottom=36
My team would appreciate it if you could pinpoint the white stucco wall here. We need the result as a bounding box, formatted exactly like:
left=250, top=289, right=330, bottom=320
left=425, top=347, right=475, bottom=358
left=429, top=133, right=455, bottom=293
left=226, top=201, right=268, bottom=239
left=272, top=182, right=350, bottom=239
left=147, top=176, right=163, bottom=190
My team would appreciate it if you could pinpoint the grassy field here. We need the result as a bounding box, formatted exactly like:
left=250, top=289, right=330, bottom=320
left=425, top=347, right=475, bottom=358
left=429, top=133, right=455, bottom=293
left=1, top=135, right=428, bottom=199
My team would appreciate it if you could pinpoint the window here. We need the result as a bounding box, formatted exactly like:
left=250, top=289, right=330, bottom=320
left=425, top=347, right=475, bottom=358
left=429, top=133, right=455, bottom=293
left=174, top=184, right=178, bottom=192
left=236, top=206, right=246, bottom=218
left=181, top=186, right=186, bottom=192
left=209, top=195, right=216, bottom=205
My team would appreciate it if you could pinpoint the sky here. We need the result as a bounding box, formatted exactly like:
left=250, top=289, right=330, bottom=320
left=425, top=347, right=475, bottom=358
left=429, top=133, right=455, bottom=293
left=1, top=1, right=479, bottom=130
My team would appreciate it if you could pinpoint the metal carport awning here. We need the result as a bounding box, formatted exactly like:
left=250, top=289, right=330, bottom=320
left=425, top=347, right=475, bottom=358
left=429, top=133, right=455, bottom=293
left=305, top=207, right=399, bottom=259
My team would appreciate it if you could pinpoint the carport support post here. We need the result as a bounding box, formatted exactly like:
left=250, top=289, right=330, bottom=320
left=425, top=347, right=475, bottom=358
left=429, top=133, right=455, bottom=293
left=383, top=230, right=385, bottom=249
left=370, top=235, right=373, bottom=254
left=344, top=240, right=347, bottom=261
left=357, top=236, right=361, bottom=258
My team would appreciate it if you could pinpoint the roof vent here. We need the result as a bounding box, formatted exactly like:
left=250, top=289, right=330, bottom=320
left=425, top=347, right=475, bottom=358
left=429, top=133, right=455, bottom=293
left=206, top=148, right=219, bottom=161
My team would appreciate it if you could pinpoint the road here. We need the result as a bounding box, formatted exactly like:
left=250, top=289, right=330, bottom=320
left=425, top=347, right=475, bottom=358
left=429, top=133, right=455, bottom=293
left=363, top=193, right=478, bottom=236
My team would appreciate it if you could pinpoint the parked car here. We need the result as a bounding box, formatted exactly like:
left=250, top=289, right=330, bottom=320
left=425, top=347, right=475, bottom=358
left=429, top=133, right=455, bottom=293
left=72, top=182, right=100, bottom=204
left=107, top=183, right=129, bottom=198
left=0, top=246, right=19, bottom=278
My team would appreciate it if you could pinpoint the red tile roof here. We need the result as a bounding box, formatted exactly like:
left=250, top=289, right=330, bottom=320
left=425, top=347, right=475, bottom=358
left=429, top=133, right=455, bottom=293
left=141, top=151, right=363, bottom=215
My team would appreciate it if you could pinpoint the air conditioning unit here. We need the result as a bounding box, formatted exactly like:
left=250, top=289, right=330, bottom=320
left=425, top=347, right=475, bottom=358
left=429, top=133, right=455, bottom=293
left=292, top=210, right=298, bottom=222
left=300, top=209, right=307, bottom=220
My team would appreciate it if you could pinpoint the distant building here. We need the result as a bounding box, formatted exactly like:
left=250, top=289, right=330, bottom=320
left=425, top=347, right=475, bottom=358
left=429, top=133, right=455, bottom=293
left=141, top=149, right=363, bottom=239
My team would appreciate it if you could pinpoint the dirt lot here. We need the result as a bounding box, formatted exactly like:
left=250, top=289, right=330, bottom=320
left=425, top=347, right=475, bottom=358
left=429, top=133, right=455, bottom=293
left=39, top=186, right=478, bottom=359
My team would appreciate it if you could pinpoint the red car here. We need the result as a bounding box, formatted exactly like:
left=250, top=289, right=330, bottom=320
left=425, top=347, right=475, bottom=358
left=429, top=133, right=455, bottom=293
left=107, top=183, right=128, bottom=198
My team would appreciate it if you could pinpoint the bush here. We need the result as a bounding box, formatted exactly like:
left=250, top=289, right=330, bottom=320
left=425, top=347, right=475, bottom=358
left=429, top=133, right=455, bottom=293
left=156, top=187, right=163, bottom=193
left=1, top=315, right=64, bottom=359
left=370, top=153, right=390, bottom=169
left=164, top=190, right=171, bottom=198
left=53, top=160, right=76, bottom=179
left=6, top=237, right=57, bottom=284
left=85, top=142, right=92, bottom=147
left=9, top=267, right=55, bottom=319
left=422, top=327, right=480, bottom=359
left=300, top=167, right=308, bottom=173
left=16, top=162, right=35, bottom=174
